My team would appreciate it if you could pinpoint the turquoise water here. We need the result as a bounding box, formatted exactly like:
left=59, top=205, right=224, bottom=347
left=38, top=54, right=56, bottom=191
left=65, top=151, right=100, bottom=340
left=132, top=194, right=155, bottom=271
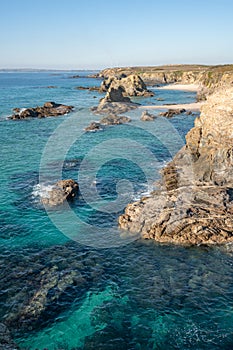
left=1, top=71, right=233, bottom=349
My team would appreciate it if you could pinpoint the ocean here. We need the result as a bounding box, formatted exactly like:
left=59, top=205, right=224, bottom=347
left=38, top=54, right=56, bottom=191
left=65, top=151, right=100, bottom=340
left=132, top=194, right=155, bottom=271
left=1, top=71, right=233, bottom=349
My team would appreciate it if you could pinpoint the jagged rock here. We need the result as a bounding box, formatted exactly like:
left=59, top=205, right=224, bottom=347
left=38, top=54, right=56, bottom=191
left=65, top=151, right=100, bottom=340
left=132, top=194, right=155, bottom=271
left=85, top=121, right=103, bottom=132
left=140, top=110, right=156, bottom=121
left=100, top=74, right=154, bottom=97
left=41, top=179, right=79, bottom=206
left=119, top=87, right=233, bottom=245
left=9, top=102, right=74, bottom=120
left=0, top=323, right=19, bottom=349
left=159, top=108, right=186, bottom=118
left=92, top=85, right=138, bottom=115
left=100, top=114, right=131, bottom=125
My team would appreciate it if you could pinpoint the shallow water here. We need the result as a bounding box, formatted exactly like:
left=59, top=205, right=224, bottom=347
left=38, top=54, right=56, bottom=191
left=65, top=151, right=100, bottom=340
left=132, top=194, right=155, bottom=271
left=1, top=72, right=231, bottom=349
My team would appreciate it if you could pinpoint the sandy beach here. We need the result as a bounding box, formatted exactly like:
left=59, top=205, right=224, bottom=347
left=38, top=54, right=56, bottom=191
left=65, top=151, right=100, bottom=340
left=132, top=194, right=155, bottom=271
left=156, top=83, right=200, bottom=91
left=139, top=101, right=205, bottom=111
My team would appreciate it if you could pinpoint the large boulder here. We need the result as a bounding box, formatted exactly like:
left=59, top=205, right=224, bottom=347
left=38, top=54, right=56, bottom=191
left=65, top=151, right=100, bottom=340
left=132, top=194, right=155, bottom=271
left=9, top=101, right=74, bottom=120
left=119, top=87, right=233, bottom=245
left=41, top=179, right=79, bottom=206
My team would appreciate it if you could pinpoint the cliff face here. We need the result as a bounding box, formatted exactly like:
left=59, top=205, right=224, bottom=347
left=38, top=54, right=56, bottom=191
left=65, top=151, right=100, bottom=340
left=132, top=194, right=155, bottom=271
left=119, top=87, right=233, bottom=245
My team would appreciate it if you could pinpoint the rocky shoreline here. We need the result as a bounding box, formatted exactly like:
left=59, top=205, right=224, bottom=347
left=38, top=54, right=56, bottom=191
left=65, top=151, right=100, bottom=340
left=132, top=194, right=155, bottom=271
left=119, top=86, right=233, bottom=245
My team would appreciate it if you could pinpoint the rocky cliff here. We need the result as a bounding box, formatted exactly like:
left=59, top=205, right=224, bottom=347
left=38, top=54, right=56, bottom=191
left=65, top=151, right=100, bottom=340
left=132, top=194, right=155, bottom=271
left=119, top=87, right=233, bottom=245
left=99, top=64, right=233, bottom=90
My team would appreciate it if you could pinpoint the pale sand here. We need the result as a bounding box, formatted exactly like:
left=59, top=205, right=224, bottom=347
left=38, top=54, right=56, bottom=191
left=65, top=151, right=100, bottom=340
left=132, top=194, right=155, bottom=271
left=156, top=83, right=200, bottom=92
left=139, top=102, right=205, bottom=111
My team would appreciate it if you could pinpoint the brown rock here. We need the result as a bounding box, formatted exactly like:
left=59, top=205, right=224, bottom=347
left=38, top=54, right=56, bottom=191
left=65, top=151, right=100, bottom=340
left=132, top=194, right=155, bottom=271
left=140, top=110, right=156, bottom=121
left=100, top=114, right=131, bottom=125
left=41, top=179, right=79, bottom=206
left=159, top=108, right=186, bottom=118
left=100, top=74, right=154, bottom=97
left=119, top=87, right=233, bottom=245
left=85, top=121, right=103, bottom=132
left=9, top=102, right=74, bottom=120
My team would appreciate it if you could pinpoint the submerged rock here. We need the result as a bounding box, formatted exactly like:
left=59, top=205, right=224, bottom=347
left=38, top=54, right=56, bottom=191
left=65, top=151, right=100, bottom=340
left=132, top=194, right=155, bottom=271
left=140, top=110, right=156, bottom=121
left=2, top=243, right=104, bottom=332
left=41, top=179, right=79, bottom=206
left=119, top=87, right=233, bottom=245
left=9, top=101, right=74, bottom=120
left=0, top=323, right=19, bottom=349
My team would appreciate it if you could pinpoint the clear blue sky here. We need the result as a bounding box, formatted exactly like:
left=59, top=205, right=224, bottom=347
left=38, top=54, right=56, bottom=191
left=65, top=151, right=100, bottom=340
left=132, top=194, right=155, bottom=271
left=1, top=0, right=233, bottom=69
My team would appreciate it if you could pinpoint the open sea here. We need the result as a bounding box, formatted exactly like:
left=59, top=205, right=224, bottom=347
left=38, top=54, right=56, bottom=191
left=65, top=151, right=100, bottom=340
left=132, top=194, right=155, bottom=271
left=1, top=71, right=233, bottom=349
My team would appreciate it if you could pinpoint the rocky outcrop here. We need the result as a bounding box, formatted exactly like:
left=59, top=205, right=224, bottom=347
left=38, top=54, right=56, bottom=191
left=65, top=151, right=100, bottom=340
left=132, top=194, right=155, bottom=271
left=85, top=114, right=131, bottom=132
left=100, top=114, right=131, bottom=125
left=140, top=111, right=156, bottom=121
left=119, top=87, right=233, bottom=245
left=41, top=179, right=79, bottom=206
left=91, top=86, right=138, bottom=115
left=9, top=102, right=74, bottom=120
left=85, top=121, right=103, bottom=132
left=159, top=108, right=186, bottom=118
left=100, top=74, right=154, bottom=97
left=99, top=64, right=233, bottom=90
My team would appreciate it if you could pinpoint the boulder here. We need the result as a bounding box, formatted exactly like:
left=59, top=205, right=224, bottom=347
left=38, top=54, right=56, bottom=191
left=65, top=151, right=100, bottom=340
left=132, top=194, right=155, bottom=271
left=159, top=108, right=186, bottom=118
left=140, top=110, right=156, bottom=121
left=9, top=102, right=74, bottom=120
left=41, top=179, right=79, bottom=206
left=85, top=121, right=103, bottom=132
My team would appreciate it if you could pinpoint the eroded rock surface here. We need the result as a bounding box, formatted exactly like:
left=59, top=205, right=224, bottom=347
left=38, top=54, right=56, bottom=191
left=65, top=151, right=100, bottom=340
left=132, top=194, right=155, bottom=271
left=9, top=102, right=74, bottom=120
left=119, top=87, right=233, bottom=245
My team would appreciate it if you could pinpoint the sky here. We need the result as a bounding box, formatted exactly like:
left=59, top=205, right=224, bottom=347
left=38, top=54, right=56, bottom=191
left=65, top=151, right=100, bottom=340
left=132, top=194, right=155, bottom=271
left=0, top=0, right=233, bottom=69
